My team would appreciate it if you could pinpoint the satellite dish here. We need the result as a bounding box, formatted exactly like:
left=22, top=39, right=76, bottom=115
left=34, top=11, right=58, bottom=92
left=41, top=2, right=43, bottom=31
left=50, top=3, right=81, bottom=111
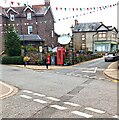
left=58, top=34, right=71, bottom=45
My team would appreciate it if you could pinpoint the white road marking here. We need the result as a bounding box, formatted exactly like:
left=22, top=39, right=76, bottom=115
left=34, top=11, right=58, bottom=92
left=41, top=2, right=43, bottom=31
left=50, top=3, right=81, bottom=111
left=33, top=99, right=47, bottom=104
left=33, top=93, right=45, bottom=97
left=0, top=81, right=13, bottom=98
left=89, top=76, right=96, bottom=79
left=99, top=78, right=105, bottom=80
left=20, top=95, right=32, bottom=99
left=85, top=107, right=105, bottom=114
left=113, top=115, right=119, bottom=118
left=74, top=74, right=81, bottom=77
left=82, top=67, right=97, bottom=73
left=50, top=105, right=67, bottom=110
left=64, top=102, right=80, bottom=107
left=23, top=90, right=33, bottom=94
left=46, top=97, right=60, bottom=101
left=72, top=111, right=93, bottom=118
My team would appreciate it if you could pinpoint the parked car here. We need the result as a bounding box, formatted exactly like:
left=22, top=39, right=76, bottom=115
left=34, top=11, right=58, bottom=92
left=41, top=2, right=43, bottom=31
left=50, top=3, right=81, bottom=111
left=104, top=52, right=119, bottom=62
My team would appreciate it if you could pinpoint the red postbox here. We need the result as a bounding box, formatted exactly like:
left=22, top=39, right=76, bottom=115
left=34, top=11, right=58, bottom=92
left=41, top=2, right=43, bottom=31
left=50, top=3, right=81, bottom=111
left=56, top=47, right=65, bottom=65
left=47, top=55, right=50, bottom=64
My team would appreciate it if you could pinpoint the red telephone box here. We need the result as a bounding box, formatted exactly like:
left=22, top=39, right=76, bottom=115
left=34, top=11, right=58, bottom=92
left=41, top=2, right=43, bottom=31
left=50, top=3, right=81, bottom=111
left=56, top=47, right=65, bottom=65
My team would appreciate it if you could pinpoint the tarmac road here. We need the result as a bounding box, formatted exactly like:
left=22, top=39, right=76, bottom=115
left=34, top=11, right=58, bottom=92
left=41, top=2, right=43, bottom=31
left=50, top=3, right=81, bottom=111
left=0, top=58, right=118, bottom=118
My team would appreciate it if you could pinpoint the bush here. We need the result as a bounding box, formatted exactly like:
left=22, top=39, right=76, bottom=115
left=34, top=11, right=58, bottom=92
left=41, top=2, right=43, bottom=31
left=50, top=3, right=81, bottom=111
left=2, top=56, right=23, bottom=64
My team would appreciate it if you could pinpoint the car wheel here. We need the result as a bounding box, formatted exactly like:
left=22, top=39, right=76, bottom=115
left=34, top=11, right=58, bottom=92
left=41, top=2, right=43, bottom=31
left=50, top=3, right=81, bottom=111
left=105, top=59, right=107, bottom=62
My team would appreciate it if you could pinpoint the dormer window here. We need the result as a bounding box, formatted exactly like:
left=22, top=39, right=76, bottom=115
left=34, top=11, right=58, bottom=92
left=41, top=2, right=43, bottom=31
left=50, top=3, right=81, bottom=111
left=27, top=12, right=31, bottom=20
left=10, top=14, right=15, bottom=21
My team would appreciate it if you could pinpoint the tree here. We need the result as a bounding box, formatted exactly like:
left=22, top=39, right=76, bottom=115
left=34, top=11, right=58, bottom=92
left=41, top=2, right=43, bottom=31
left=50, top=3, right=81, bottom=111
left=5, top=23, right=21, bottom=56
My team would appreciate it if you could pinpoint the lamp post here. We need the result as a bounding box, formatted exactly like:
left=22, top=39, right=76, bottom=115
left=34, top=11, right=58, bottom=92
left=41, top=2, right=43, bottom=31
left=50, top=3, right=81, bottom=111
left=70, top=25, right=74, bottom=65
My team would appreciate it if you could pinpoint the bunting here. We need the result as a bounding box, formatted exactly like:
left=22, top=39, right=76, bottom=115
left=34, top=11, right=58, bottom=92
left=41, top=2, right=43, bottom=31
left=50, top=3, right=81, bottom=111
left=54, top=3, right=117, bottom=22
left=53, top=3, right=117, bottom=12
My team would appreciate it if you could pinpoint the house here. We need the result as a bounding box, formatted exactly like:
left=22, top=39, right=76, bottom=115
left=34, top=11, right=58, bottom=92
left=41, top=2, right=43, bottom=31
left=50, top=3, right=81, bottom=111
left=93, top=24, right=118, bottom=53
left=0, top=0, right=59, bottom=53
left=73, top=20, right=118, bottom=53
left=0, top=6, right=8, bottom=54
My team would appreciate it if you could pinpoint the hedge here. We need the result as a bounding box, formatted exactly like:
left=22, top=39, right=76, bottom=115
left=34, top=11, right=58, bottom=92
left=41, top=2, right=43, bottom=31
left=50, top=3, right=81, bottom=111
left=2, top=56, right=23, bottom=64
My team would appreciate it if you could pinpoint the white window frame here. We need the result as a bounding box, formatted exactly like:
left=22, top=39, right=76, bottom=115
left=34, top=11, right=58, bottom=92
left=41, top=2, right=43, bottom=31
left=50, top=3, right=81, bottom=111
left=98, top=32, right=106, bottom=38
left=81, top=34, right=85, bottom=41
left=27, top=12, right=32, bottom=20
left=10, top=14, right=15, bottom=21
left=28, top=26, right=32, bottom=34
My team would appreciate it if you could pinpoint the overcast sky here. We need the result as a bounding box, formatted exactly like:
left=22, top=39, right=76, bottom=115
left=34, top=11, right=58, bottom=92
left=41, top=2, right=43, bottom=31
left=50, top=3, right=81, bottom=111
left=1, top=0, right=118, bottom=34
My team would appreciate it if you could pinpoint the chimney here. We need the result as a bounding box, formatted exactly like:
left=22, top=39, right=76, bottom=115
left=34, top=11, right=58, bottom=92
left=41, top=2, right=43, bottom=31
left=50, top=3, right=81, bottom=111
left=75, top=19, right=78, bottom=25
left=44, top=0, right=50, bottom=6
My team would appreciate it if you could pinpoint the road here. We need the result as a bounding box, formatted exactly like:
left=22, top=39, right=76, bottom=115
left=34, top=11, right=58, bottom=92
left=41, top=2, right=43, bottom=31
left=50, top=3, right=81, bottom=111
left=1, top=57, right=118, bottom=118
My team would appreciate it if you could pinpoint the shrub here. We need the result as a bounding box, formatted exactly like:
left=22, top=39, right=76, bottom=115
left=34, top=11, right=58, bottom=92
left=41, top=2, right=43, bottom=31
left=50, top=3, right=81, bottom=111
left=2, top=56, right=23, bottom=64
left=26, top=45, right=38, bottom=52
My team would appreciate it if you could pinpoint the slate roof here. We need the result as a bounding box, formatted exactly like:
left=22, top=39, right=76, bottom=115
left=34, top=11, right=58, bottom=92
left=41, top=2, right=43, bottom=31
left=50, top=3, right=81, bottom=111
left=19, top=34, right=44, bottom=41
left=4, top=4, right=50, bottom=17
left=0, top=6, right=8, bottom=17
left=74, top=22, right=101, bottom=32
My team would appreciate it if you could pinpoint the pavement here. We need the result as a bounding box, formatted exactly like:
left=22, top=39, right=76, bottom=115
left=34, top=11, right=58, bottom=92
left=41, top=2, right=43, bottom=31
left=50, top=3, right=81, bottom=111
left=0, top=60, right=119, bottom=100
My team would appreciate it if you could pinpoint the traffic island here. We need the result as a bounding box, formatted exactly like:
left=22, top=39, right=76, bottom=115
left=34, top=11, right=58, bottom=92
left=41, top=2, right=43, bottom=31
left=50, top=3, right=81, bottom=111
left=104, top=62, right=119, bottom=81
left=0, top=81, right=18, bottom=100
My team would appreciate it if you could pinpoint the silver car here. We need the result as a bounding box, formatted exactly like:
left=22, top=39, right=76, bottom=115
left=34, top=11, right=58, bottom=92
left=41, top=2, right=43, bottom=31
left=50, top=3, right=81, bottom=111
left=104, top=53, right=118, bottom=62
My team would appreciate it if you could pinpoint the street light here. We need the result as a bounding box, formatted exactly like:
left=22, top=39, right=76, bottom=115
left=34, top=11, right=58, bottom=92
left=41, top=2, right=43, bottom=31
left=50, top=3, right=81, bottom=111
left=70, top=25, right=74, bottom=65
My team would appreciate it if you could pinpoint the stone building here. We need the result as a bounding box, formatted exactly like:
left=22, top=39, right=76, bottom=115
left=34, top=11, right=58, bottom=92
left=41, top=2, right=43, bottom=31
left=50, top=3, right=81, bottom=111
left=73, top=20, right=118, bottom=53
left=0, top=0, right=59, bottom=53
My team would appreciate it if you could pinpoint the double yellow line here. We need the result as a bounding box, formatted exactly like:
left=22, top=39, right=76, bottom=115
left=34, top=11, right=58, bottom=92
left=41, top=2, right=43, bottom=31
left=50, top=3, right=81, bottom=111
left=112, top=80, right=119, bottom=83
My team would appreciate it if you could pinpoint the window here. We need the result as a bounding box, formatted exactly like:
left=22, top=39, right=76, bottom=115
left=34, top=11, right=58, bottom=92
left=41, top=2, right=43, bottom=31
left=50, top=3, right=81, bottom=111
left=81, top=34, right=85, bottom=41
left=98, top=32, right=106, bottom=38
left=10, top=14, right=15, bottom=21
left=112, top=34, right=116, bottom=38
left=27, top=12, right=31, bottom=20
left=28, top=26, right=32, bottom=34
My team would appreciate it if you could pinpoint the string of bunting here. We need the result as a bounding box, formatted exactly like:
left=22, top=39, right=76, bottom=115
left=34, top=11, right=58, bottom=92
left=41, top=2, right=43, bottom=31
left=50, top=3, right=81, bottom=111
left=54, top=3, right=117, bottom=11
left=2, top=20, right=52, bottom=26
left=55, top=3, right=117, bottom=22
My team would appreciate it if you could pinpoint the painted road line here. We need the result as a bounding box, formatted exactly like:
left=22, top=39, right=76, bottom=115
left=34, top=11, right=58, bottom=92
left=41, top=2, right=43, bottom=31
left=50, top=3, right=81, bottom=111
left=33, top=93, right=45, bottom=97
left=72, top=111, right=93, bottom=118
left=113, top=115, right=119, bottom=118
left=23, top=90, right=33, bottom=94
left=64, top=102, right=80, bottom=107
left=85, top=107, right=105, bottom=114
left=89, top=76, right=96, bottom=79
left=82, top=67, right=97, bottom=73
left=50, top=105, right=67, bottom=110
left=112, top=80, right=119, bottom=83
left=0, top=81, right=13, bottom=98
left=46, top=97, right=60, bottom=101
left=33, top=99, right=47, bottom=104
left=20, top=95, right=32, bottom=99
left=94, top=67, right=97, bottom=73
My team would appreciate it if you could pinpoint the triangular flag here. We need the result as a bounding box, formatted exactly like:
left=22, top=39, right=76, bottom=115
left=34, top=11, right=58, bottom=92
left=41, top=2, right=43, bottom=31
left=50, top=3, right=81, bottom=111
left=11, top=1, right=14, bottom=5
left=17, top=2, right=20, bottom=6
left=80, top=8, right=82, bottom=11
